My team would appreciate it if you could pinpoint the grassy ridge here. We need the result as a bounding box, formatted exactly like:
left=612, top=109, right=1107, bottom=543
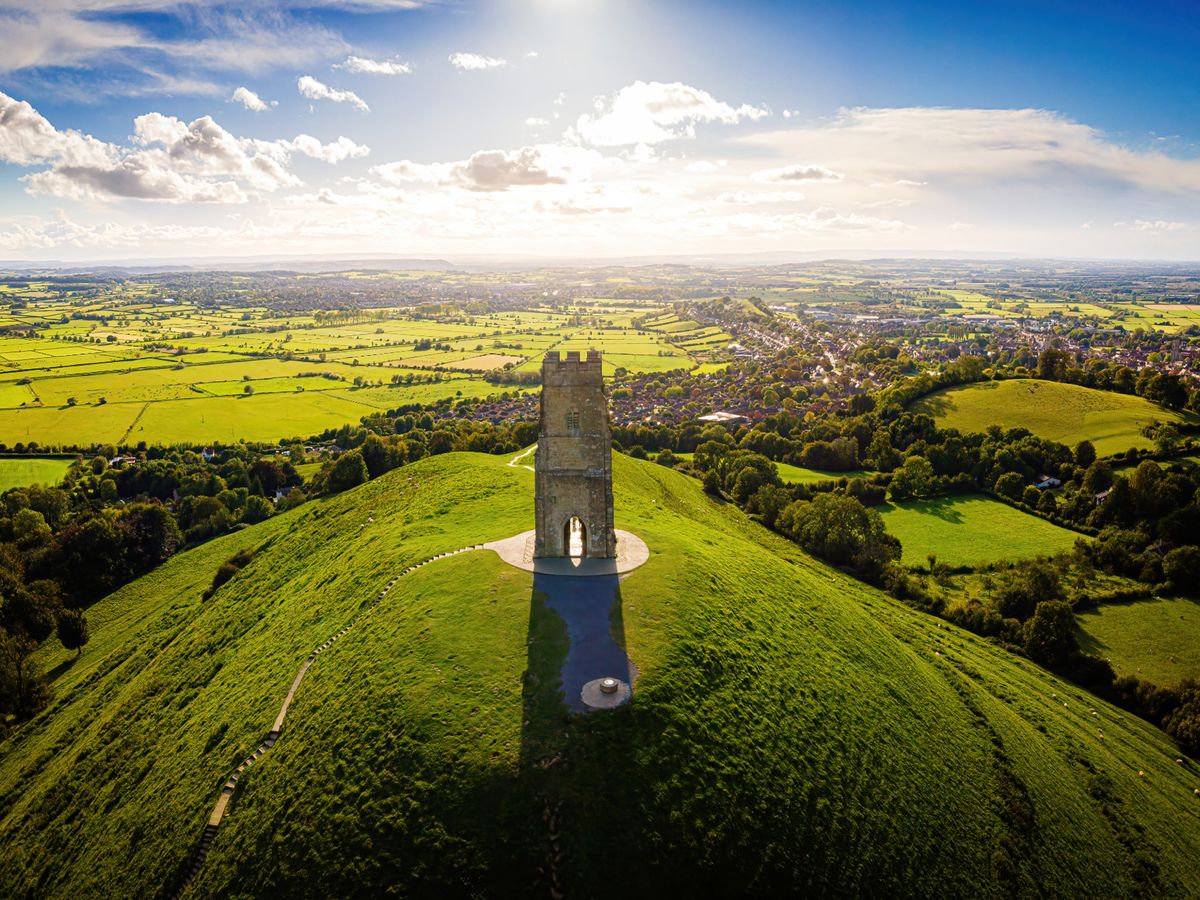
left=879, top=494, right=1084, bottom=567
left=912, top=379, right=1194, bottom=456
left=1, top=453, right=1198, bottom=897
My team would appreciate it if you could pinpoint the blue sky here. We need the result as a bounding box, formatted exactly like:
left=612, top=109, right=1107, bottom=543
left=0, top=0, right=1197, bottom=261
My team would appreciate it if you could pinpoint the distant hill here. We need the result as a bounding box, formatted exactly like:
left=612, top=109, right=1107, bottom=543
left=912, top=379, right=1196, bottom=457
left=1, top=452, right=1197, bottom=897
left=0, top=256, right=459, bottom=275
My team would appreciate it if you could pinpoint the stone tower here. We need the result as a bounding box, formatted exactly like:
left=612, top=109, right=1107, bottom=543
left=534, top=350, right=617, bottom=559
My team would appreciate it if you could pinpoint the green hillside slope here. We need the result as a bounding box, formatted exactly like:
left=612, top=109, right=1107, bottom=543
left=1, top=452, right=1198, bottom=898
left=912, top=379, right=1194, bottom=456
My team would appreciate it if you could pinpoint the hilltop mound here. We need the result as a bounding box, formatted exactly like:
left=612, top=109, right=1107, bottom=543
left=912, top=379, right=1194, bottom=456
left=1, top=452, right=1198, bottom=898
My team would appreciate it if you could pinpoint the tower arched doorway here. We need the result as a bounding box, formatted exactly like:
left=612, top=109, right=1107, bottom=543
left=564, top=516, right=586, bottom=558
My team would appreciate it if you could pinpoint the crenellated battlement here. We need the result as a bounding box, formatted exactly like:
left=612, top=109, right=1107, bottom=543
left=542, top=350, right=603, bottom=386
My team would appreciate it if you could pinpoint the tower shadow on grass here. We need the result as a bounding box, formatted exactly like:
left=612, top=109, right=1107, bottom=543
left=518, top=570, right=641, bottom=895
left=520, top=570, right=633, bottom=764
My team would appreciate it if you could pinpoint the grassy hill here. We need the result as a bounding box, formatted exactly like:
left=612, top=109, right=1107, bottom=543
left=879, top=494, right=1084, bottom=568
left=912, top=379, right=1195, bottom=456
left=2, top=452, right=1199, bottom=897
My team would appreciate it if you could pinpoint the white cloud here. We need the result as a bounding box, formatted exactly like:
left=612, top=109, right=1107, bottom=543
left=297, top=75, right=369, bottom=112
left=571, top=81, right=769, bottom=147
left=754, top=164, right=843, bottom=183
left=448, top=52, right=508, bottom=72
left=745, top=107, right=1200, bottom=193
left=1, top=93, right=370, bottom=204
left=230, top=87, right=270, bottom=112
left=453, top=148, right=567, bottom=192
left=0, top=4, right=350, bottom=77
left=373, top=146, right=572, bottom=192
left=0, top=90, right=112, bottom=167
left=1129, top=220, right=1186, bottom=232
left=525, top=117, right=549, bottom=127
left=524, top=51, right=539, bottom=59
left=334, top=55, right=412, bottom=76
left=282, top=134, right=371, bottom=164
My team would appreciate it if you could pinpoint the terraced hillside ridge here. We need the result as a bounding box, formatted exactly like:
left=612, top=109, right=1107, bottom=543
left=0, top=452, right=1198, bottom=898
left=912, top=379, right=1196, bottom=457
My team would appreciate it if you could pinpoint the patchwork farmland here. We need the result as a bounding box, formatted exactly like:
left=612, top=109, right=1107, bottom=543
left=0, top=283, right=721, bottom=446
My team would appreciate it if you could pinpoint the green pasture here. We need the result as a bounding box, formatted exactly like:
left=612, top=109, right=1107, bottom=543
left=0, top=456, right=74, bottom=490
left=1077, top=596, right=1200, bottom=687
left=879, top=493, right=1084, bottom=568
left=776, top=461, right=873, bottom=484
left=912, top=379, right=1194, bottom=456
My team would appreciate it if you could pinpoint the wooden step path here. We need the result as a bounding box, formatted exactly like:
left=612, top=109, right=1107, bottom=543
left=171, top=542, right=487, bottom=898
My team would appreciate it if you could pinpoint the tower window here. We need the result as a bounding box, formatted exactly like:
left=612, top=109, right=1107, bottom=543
left=566, top=409, right=580, bottom=432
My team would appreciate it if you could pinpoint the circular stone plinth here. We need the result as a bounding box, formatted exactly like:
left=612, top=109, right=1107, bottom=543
left=484, top=529, right=649, bottom=577
left=581, top=677, right=632, bottom=709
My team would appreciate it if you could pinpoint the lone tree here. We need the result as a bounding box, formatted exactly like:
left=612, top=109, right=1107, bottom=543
left=57, top=609, right=90, bottom=657
left=1025, top=600, right=1076, bottom=669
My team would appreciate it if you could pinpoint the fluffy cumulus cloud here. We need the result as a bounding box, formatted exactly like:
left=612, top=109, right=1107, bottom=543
left=334, top=55, right=412, bottom=76
left=448, top=52, right=507, bottom=72
left=230, top=87, right=271, bottom=112
left=0, top=91, right=112, bottom=168
left=571, top=81, right=769, bottom=147
left=0, top=92, right=369, bottom=203
left=297, top=76, right=369, bottom=112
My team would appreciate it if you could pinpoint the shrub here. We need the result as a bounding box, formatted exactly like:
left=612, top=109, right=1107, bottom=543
left=1163, top=546, right=1200, bottom=593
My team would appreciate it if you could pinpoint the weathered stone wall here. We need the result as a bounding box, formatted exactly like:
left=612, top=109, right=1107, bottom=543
left=534, top=350, right=617, bottom=558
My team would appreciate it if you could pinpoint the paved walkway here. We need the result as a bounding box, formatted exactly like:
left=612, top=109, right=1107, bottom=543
left=484, top=529, right=649, bottom=577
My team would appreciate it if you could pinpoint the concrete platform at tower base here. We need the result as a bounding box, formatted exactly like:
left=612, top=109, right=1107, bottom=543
left=484, top=529, right=649, bottom=576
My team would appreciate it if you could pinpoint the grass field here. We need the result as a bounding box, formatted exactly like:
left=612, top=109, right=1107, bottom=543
left=2, top=453, right=1198, bottom=897
left=879, top=494, right=1084, bottom=567
left=0, top=457, right=73, bottom=490
left=1077, top=596, right=1200, bottom=687
left=775, top=461, right=872, bottom=484
left=912, top=379, right=1195, bottom=456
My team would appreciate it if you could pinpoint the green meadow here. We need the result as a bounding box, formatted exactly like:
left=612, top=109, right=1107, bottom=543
left=879, top=494, right=1084, bottom=567
left=0, top=456, right=73, bottom=491
left=912, top=379, right=1194, bottom=456
left=775, top=461, right=873, bottom=484
left=1077, top=596, right=1200, bottom=687
left=2, top=453, right=1198, bottom=897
